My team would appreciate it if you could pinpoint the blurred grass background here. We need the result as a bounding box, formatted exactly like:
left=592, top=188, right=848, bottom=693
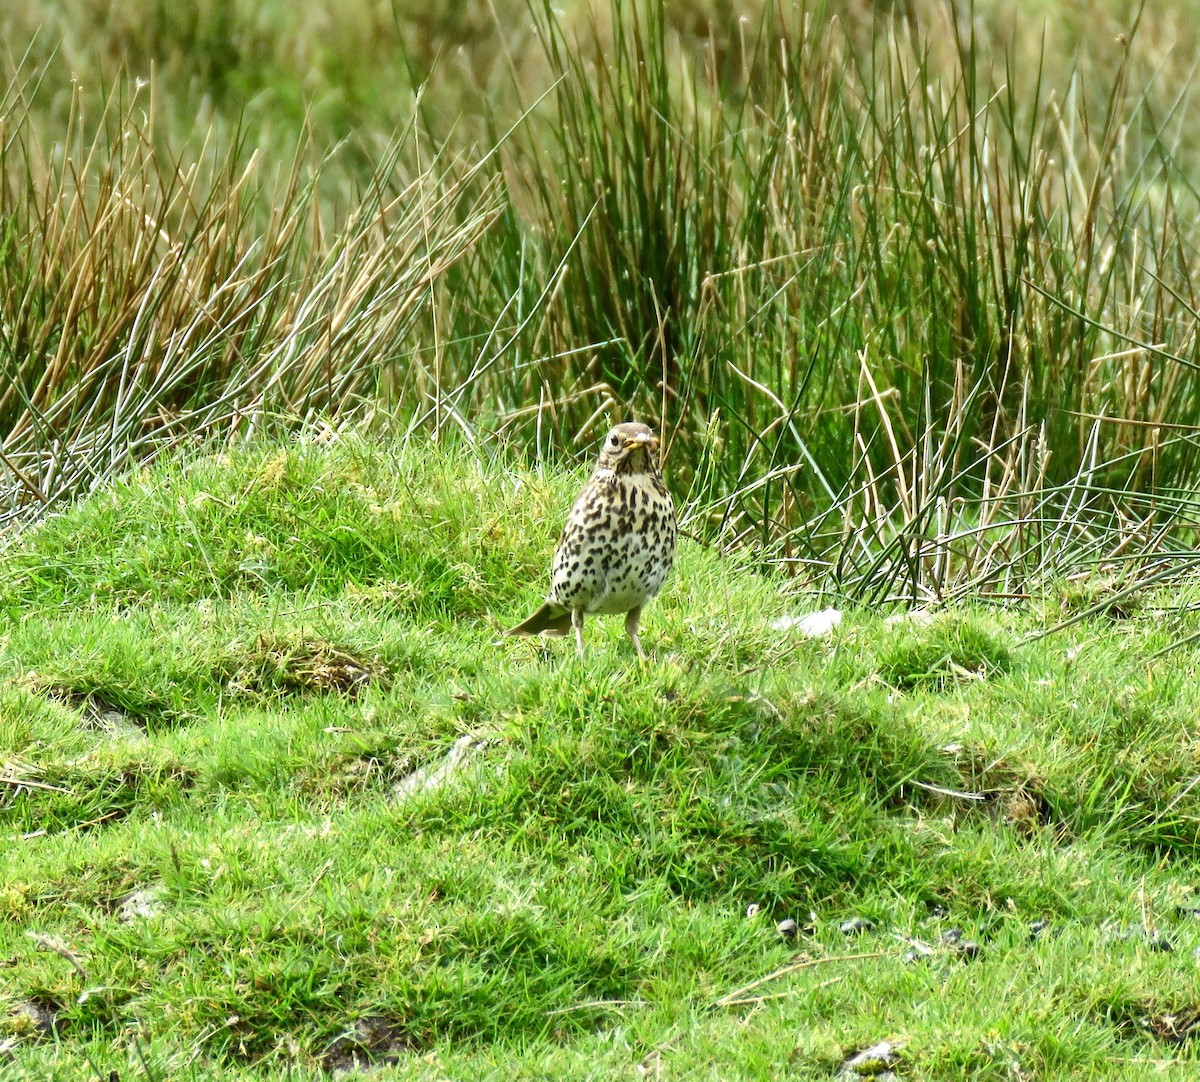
left=4, top=0, right=1200, bottom=602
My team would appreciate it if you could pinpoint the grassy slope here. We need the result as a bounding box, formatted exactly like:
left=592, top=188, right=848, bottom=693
left=3, top=434, right=1200, bottom=1080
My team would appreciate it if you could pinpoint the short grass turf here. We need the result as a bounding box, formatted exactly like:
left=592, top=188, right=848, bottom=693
left=4, top=435, right=1200, bottom=1080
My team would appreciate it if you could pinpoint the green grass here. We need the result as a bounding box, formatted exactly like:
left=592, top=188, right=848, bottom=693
left=4, top=434, right=1200, bottom=1079
left=5, top=3, right=1200, bottom=1073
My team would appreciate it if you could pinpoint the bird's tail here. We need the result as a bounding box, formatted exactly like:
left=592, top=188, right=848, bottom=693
left=507, top=602, right=572, bottom=636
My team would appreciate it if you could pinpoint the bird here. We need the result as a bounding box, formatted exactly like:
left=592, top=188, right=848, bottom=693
left=508, top=421, right=676, bottom=659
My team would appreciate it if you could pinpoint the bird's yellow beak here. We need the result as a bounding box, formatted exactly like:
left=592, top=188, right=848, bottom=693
left=623, top=433, right=657, bottom=451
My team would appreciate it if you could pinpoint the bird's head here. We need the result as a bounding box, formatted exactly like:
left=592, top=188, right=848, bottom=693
left=596, top=422, right=661, bottom=475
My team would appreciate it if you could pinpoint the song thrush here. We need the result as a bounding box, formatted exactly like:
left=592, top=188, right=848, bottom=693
left=508, top=421, right=676, bottom=659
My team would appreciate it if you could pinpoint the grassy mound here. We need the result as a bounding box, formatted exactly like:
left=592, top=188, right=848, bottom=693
left=3, top=435, right=1200, bottom=1079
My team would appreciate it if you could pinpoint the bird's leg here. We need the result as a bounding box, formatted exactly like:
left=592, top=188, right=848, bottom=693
left=572, top=609, right=586, bottom=660
left=625, top=606, right=645, bottom=660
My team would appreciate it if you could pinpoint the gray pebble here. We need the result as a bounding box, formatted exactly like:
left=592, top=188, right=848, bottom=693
left=839, top=1039, right=900, bottom=1076
left=13, top=1000, right=57, bottom=1036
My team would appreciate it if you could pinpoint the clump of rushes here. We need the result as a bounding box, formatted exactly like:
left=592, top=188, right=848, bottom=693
left=0, top=63, right=500, bottom=529
left=6, top=0, right=1200, bottom=606
left=446, top=0, right=1200, bottom=603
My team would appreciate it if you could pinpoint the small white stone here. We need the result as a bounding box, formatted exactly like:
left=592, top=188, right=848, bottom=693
left=772, top=608, right=843, bottom=637
left=842, top=1039, right=900, bottom=1074
left=118, top=888, right=163, bottom=922
left=392, top=735, right=486, bottom=801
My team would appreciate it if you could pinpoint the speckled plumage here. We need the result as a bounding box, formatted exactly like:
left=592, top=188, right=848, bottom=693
left=508, top=422, right=677, bottom=658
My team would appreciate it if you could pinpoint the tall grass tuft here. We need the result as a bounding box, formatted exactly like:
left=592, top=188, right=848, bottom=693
left=0, top=62, right=500, bottom=526
left=435, top=0, right=1200, bottom=601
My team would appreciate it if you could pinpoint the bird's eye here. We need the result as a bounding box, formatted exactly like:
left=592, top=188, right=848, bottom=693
left=609, top=434, right=619, bottom=445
